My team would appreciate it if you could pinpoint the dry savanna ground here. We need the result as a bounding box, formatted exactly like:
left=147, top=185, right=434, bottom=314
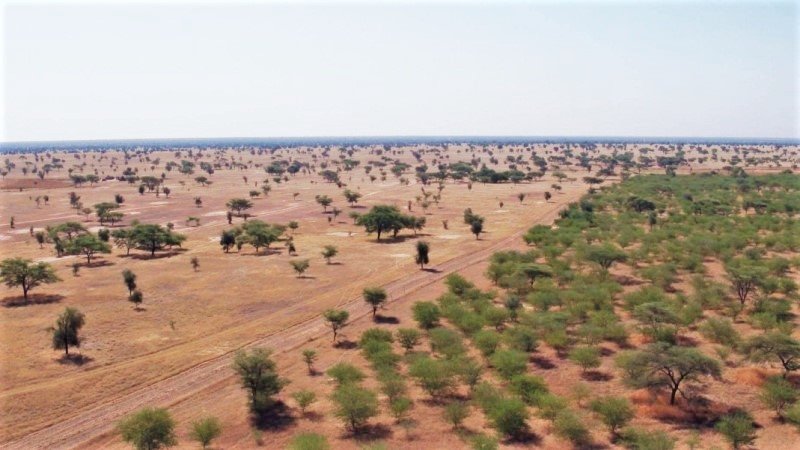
left=0, top=142, right=798, bottom=449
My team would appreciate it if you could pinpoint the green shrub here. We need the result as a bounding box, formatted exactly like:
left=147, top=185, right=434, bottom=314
left=289, top=432, right=329, bottom=450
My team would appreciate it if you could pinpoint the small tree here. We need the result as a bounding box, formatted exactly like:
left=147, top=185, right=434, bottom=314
left=226, top=198, right=253, bottom=216
left=290, top=259, right=310, bottom=278
left=323, top=309, right=349, bottom=342
left=315, top=195, right=333, bottom=212
left=589, top=396, right=634, bottom=437
left=66, top=233, right=111, bottom=264
left=412, top=301, right=441, bottom=329
left=584, top=244, right=627, bottom=272
left=190, top=257, right=199, bottom=272
left=189, top=417, right=221, bottom=449
left=760, top=376, right=798, bottom=418
left=471, top=220, right=484, bottom=239
left=331, top=384, right=379, bottom=432
left=117, top=407, right=177, bottom=450
left=362, top=287, right=387, bottom=319
left=321, top=245, right=338, bottom=264
left=0, top=257, right=60, bottom=301
left=292, top=390, right=317, bottom=414
left=397, top=328, right=421, bottom=352
left=487, top=397, right=529, bottom=439
left=129, top=290, right=144, bottom=309
left=569, top=346, right=601, bottom=373
left=715, top=410, right=756, bottom=449
left=444, top=401, right=469, bottom=430
left=302, top=349, right=318, bottom=374
left=122, top=269, right=137, bottom=296
left=232, top=348, right=285, bottom=412
left=51, top=307, right=85, bottom=357
left=415, top=240, right=430, bottom=269
left=288, top=433, right=329, bottom=450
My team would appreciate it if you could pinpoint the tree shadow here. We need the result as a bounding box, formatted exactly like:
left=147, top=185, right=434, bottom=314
left=582, top=370, right=613, bottom=382
left=422, top=267, right=442, bottom=273
left=530, top=355, right=557, bottom=370
left=296, top=275, right=317, bottom=280
left=303, top=411, right=325, bottom=422
left=251, top=401, right=296, bottom=431
left=3, top=294, right=64, bottom=308
left=78, top=260, right=115, bottom=268
left=501, top=429, right=541, bottom=445
left=374, top=315, right=399, bottom=324
left=129, top=249, right=187, bottom=260
left=334, top=340, right=358, bottom=350
left=326, top=262, right=344, bottom=266
left=56, top=353, right=94, bottom=365
left=351, top=423, right=393, bottom=442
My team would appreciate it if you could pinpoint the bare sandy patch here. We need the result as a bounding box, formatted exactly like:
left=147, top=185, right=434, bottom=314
left=436, top=234, right=462, bottom=240
left=202, top=210, right=228, bottom=217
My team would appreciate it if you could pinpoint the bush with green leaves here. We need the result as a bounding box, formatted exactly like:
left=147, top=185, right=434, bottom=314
left=489, top=349, right=528, bottom=380
left=553, top=409, right=589, bottom=445
left=331, top=384, right=379, bottom=432
left=117, top=407, right=177, bottom=450
left=232, top=348, right=286, bottom=413
left=485, top=397, right=529, bottom=439
left=715, top=410, right=756, bottom=449
left=326, top=362, right=365, bottom=386
left=289, top=432, right=330, bottom=450
left=568, top=346, right=601, bottom=372
left=408, top=355, right=455, bottom=398
left=412, top=301, right=441, bottom=329
left=510, top=374, right=549, bottom=405
left=189, top=416, right=221, bottom=449
left=443, top=401, right=469, bottom=429
left=590, top=396, right=634, bottom=435
left=618, top=427, right=675, bottom=450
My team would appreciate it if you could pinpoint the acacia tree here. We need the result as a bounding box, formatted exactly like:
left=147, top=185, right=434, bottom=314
left=616, top=343, right=721, bottom=405
left=415, top=240, right=431, bottom=269
left=321, top=245, right=338, bottom=264
left=232, top=348, right=285, bottom=412
left=290, top=259, right=310, bottom=278
left=323, top=309, right=349, bottom=342
left=584, top=244, right=627, bottom=271
left=725, top=260, right=767, bottom=309
left=356, top=205, right=412, bottom=241
left=51, top=307, right=85, bottom=357
left=331, top=384, right=379, bottom=432
left=130, top=223, right=186, bottom=257
left=343, top=189, right=362, bottom=206
left=315, top=195, right=333, bottom=212
left=362, top=287, right=387, bottom=319
left=0, top=257, right=60, bottom=301
left=66, top=233, right=111, bottom=264
left=226, top=198, right=253, bottom=216
left=744, top=332, right=800, bottom=376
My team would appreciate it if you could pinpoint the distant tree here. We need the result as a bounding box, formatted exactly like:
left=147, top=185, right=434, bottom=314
left=190, top=257, right=199, bottom=272
left=0, top=257, right=60, bottom=301
left=226, top=198, right=253, bottom=216
left=219, top=230, right=236, bottom=253
left=288, top=221, right=299, bottom=235
left=487, top=397, right=529, bottom=439
left=517, top=193, right=526, bottom=203
left=356, top=205, right=413, bottom=240
left=130, top=223, right=186, bottom=257
left=34, top=231, right=46, bottom=248
left=544, top=191, right=552, bottom=202
left=232, top=348, right=285, bottom=412
left=323, top=309, right=349, bottom=342
left=362, top=287, right=388, bottom=319
left=51, top=307, right=85, bottom=357
left=471, top=220, right=484, bottom=239
left=343, top=189, right=362, bottom=206
left=315, top=195, right=333, bottom=212
left=725, top=260, right=768, bottom=308
left=415, top=241, right=430, bottom=269
left=301, top=349, right=317, bottom=374
left=129, top=290, right=144, bottom=309
left=121, top=269, right=137, bottom=297
left=189, top=417, right=221, bottom=449
left=117, top=407, right=177, bottom=450
left=444, top=401, right=469, bottom=430
left=290, top=259, right=310, bottom=278
left=321, top=245, right=338, bottom=264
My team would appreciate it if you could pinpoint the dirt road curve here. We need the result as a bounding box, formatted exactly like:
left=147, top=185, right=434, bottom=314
left=3, top=198, right=573, bottom=450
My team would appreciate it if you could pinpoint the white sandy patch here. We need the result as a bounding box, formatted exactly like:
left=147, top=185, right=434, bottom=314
left=203, top=210, right=228, bottom=217
left=535, top=201, right=544, bottom=204
left=128, top=211, right=141, bottom=215
left=390, top=253, right=410, bottom=258
left=493, top=209, right=510, bottom=213
left=88, top=226, right=104, bottom=232
left=0, top=234, right=10, bottom=241
left=326, top=232, right=356, bottom=237
left=149, top=201, right=170, bottom=206
left=10, top=229, right=30, bottom=234
left=36, top=255, right=76, bottom=263
left=436, top=234, right=462, bottom=240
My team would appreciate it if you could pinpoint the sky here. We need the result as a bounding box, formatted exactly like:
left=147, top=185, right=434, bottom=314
left=2, top=0, right=798, bottom=142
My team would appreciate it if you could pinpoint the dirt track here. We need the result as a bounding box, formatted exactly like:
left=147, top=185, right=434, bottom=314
left=3, top=196, right=576, bottom=450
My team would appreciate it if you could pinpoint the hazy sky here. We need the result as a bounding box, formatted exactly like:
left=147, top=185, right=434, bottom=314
left=2, top=1, right=798, bottom=142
